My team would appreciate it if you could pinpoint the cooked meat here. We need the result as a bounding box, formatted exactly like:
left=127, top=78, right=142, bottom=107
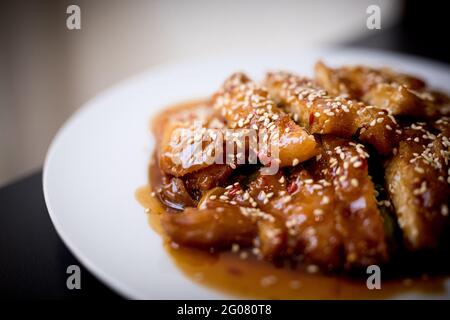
left=162, top=203, right=257, bottom=249
left=267, top=137, right=389, bottom=269
left=184, top=164, right=234, bottom=195
left=315, top=61, right=450, bottom=119
left=156, top=174, right=196, bottom=211
left=426, top=91, right=450, bottom=119
left=385, top=120, right=450, bottom=250
left=314, top=60, right=425, bottom=100
left=162, top=182, right=278, bottom=250
left=264, top=71, right=400, bottom=155
left=363, top=83, right=428, bottom=118
left=212, top=73, right=318, bottom=167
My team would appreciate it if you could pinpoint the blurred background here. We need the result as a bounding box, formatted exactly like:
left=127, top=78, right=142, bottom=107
left=0, top=0, right=448, bottom=186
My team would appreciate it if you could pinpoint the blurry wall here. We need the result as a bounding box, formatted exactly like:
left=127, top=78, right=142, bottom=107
left=0, top=0, right=402, bottom=186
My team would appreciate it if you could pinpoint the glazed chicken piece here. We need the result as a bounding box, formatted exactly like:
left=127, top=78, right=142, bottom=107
left=267, top=136, right=389, bottom=269
left=212, top=73, right=318, bottom=168
left=162, top=182, right=280, bottom=250
left=384, top=120, right=450, bottom=250
left=270, top=169, right=344, bottom=267
left=315, top=61, right=450, bottom=118
left=246, top=172, right=289, bottom=259
left=314, top=60, right=425, bottom=100
left=433, top=116, right=450, bottom=135
left=363, top=83, right=430, bottom=118
left=153, top=156, right=236, bottom=210
left=162, top=203, right=257, bottom=249
left=425, top=91, right=450, bottom=119
left=156, top=104, right=230, bottom=177
left=264, top=71, right=400, bottom=155
left=312, top=136, right=389, bottom=267
left=184, top=164, right=234, bottom=198
left=156, top=175, right=196, bottom=211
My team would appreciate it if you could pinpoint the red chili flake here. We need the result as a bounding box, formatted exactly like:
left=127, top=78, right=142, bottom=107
left=287, top=181, right=298, bottom=194
left=309, top=112, right=315, bottom=126
left=261, top=176, right=269, bottom=185
left=228, top=185, right=240, bottom=197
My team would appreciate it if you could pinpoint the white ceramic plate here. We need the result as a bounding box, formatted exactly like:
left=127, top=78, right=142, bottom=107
left=43, top=48, right=450, bottom=299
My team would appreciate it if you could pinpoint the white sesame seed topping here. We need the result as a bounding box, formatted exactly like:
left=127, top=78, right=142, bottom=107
left=350, top=179, right=359, bottom=187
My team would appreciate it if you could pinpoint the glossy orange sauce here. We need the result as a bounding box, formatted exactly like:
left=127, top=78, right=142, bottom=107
left=136, top=100, right=448, bottom=299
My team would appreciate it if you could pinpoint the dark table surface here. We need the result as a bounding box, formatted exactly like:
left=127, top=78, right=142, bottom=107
left=1, top=4, right=449, bottom=298
left=0, top=171, right=120, bottom=299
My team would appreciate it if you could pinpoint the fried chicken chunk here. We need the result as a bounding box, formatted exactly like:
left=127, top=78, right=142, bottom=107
left=264, top=71, right=400, bottom=155
left=162, top=183, right=280, bottom=250
left=385, top=119, right=450, bottom=250
left=315, top=61, right=450, bottom=118
left=157, top=105, right=229, bottom=177
left=268, top=136, right=388, bottom=269
left=162, top=202, right=257, bottom=249
left=212, top=73, right=318, bottom=167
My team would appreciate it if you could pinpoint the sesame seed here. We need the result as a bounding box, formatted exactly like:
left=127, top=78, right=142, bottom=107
left=414, top=167, right=425, bottom=174
left=289, top=280, right=301, bottom=290
left=313, top=209, right=323, bottom=216
left=231, top=243, right=240, bottom=253
left=442, top=205, right=449, bottom=216
left=320, top=196, right=330, bottom=205
left=306, top=264, right=319, bottom=274
left=260, top=275, right=277, bottom=287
